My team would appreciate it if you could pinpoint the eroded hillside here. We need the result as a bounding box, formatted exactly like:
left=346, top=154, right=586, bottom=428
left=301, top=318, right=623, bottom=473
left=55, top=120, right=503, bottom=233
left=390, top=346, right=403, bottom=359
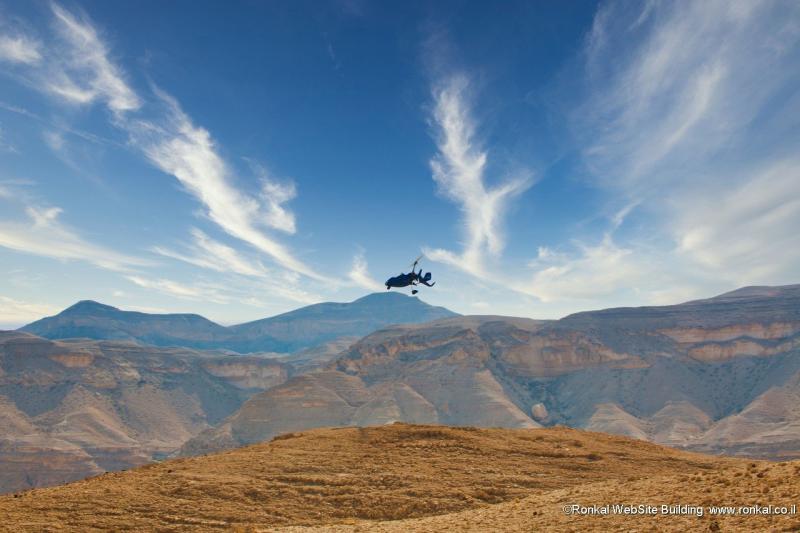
left=184, top=285, right=800, bottom=460
left=0, top=332, right=287, bottom=494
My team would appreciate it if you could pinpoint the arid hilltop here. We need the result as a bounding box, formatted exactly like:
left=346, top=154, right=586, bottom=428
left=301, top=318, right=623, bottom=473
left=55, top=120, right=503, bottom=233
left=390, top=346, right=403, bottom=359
left=1, top=424, right=797, bottom=532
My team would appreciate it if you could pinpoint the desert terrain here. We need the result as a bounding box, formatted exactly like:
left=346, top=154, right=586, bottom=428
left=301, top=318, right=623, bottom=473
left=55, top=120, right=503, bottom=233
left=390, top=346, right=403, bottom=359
left=185, top=285, right=800, bottom=461
left=1, top=424, right=797, bottom=532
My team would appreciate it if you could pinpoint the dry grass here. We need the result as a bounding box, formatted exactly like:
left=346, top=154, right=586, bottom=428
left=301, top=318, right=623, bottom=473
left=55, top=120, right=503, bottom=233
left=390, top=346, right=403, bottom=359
left=0, top=423, right=796, bottom=532
left=285, top=460, right=800, bottom=532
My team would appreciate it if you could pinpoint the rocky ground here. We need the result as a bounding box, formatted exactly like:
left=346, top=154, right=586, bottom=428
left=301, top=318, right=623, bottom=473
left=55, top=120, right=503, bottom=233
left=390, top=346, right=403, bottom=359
left=1, top=424, right=797, bottom=532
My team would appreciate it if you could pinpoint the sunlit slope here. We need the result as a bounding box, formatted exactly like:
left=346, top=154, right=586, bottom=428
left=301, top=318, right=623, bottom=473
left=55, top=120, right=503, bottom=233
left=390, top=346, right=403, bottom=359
left=5, top=424, right=796, bottom=532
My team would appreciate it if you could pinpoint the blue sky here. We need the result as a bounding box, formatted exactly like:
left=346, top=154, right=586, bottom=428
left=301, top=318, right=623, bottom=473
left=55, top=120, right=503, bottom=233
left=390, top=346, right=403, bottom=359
left=1, top=0, right=799, bottom=327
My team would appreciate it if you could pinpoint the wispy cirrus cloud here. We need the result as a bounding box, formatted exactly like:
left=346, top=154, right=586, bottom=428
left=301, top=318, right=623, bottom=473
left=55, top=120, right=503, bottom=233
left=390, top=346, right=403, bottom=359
left=579, top=0, right=800, bottom=192
left=0, top=34, right=41, bottom=65
left=673, top=158, right=800, bottom=284
left=424, top=74, right=532, bottom=277
left=0, top=204, right=151, bottom=273
left=47, top=4, right=141, bottom=113
left=348, top=250, right=383, bottom=291
left=125, top=275, right=229, bottom=303
left=248, top=161, right=298, bottom=235
left=0, top=295, right=58, bottom=328
left=131, top=89, right=325, bottom=280
left=153, top=228, right=269, bottom=278
left=153, top=228, right=324, bottom=305
left=524, top=0, right=800, bottom=304
left=6, top=3, right=327, bottom=286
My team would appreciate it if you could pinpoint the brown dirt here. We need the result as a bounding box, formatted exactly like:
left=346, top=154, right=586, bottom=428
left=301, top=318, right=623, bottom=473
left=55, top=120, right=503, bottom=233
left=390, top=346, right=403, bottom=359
left=0, top=423, right=797, bottom=532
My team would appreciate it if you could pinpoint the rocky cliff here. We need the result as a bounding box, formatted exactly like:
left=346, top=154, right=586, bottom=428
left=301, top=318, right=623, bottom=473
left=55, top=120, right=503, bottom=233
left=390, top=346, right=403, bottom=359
left=0, top=331, right=288, bottom=494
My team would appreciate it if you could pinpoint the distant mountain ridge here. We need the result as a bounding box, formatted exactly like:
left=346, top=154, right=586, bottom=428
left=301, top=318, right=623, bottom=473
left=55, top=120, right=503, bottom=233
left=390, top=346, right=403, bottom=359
left=183, top=283, right=800, bottom=460
left=20, top=293, right=458, bottom=353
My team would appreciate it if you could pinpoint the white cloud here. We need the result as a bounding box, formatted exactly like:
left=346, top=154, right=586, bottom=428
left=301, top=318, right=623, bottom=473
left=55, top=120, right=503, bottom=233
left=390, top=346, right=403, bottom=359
left=261, top=179, right=297, bottom=234
left=47, top=4, right=141, bottom=113
left=153, top=229, right=324, bottom=305
left=126, top=275, right=212, bottom=301
left=348, top=251, right=383, bottom=291
left=673, top=158, right=800, bottom=284
left=43, top=130, right=65, bottom=152
left=248, top=161, right=298, bottom=234
left=523, top=235, right=648, bottom=303
left=425, top=74, right=532, bottom=277
left=127, top=272, right=321, bottom=308
left=126, top=275, right=251, bottom=306
left=133, top=91, right=325, bottom=280
left=580, top=0, right=800, bottom=187
left=0, top=204, right=149, bottom=273
left=5, top=4, right=325, bottom=284
left=153, top=228, right=269, bottom=278
left=0, top=296, right=58, bottom=327
left=0, top=205, right=148, bottom=271
left=566, top=0, right=800, bottom=299
left=0, top=34, right=41, bottom=65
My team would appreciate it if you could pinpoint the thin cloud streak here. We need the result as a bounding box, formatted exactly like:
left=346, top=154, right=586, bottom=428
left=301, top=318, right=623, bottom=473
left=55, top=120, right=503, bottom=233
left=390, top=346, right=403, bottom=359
left=425, top=74, right=532, bottom=277
left=348, top=251, right=383, bottom=291
left=0, top=204, right=151, bottom=273
left=153, top=229, right=325, bottom=305
left=528, top=0, right=800, bottom=304
left=153, top=228, right=269, bottom=278
left=48, top=3, right=141, bottom=113
left=0, top=295, right=58, bottom=328
left=0, top=34, right=41, bottom=64
left=126, top=275, right=230, bottom=304
left=9, top=4, right=328, bottom=284
left=132, top=89, right=326, bottom=281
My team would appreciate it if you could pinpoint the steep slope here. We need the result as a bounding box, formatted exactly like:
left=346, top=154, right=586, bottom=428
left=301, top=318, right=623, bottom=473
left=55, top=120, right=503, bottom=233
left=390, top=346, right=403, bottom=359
left=21, top=293, right=457, bottom=353
left=6, top=424, right=789, bottom=533
left=181, top=318, right=547, bottom=454
left=185, top=285, right=800, bottom=459
left=0, top=331, right=288, bottom=494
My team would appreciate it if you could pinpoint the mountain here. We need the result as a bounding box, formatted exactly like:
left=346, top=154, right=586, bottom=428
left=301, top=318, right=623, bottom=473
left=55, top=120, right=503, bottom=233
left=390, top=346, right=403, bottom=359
left=1, top=424, right=796, bottom=532
left=183, top=284, right=800, bottom=459
left=20, top=293, right=458, bottom=353
left=228, top=292, right=459, bottom=352
left=0, top=331, right=289, bottom=494
left=20, top=301, right=231, bottom=348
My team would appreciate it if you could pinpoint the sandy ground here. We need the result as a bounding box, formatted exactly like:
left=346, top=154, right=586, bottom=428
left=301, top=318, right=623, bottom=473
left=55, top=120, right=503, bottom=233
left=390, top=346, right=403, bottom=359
left=0, top=424, right=797, bottom=532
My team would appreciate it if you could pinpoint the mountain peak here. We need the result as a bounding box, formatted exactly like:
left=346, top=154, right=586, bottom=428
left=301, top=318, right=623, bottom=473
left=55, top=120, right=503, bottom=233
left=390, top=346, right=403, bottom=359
left=61, top=300, right=120, bottom=315
left=700, top=284, right=800, bottom=302
left=353, top=292, right=417, bottom=303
